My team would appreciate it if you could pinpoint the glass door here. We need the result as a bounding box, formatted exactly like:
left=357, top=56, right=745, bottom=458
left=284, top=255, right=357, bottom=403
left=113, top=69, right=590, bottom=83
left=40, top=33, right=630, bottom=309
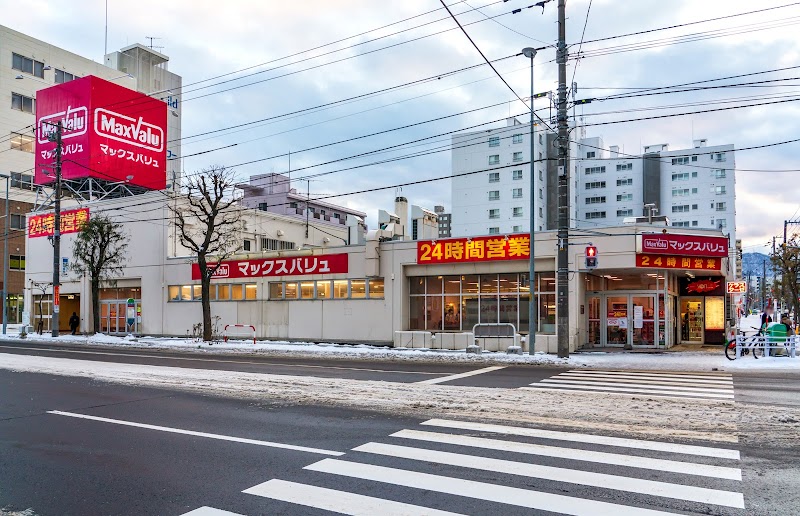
left=587, top=296, right=601, bottom=347
left=631, top=296, right=656, bottom=346
left=606, top=296, right=628, bottom=346
left=680, top=298, right=704, bottom=343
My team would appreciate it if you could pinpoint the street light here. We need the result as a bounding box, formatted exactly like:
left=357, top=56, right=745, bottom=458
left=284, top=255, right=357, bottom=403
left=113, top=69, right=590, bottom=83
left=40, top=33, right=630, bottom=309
left=0, top=173, right=9, bottom=335
left=522, top=47, right=537, bottom=354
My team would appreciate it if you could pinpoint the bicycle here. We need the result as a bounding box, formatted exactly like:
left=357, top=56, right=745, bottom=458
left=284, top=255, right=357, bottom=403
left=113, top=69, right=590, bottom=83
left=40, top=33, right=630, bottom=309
left=725, top=327, right=766, bottom=360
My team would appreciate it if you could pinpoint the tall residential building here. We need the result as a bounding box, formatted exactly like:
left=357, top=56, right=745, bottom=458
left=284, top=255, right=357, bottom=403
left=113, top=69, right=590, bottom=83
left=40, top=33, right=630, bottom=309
left=450, top=117, right=546, bottom=236
left=572, top=137, right=736, bottom=249
left=0, top=25, right=182, bottom=323
left=434, top=205, right=451, bottom=238
left=236, top=173, right=367, bottom=229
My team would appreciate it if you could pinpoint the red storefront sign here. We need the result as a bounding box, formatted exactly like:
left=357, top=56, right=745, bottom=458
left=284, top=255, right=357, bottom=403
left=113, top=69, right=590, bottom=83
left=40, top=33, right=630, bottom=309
left=726, top=281, right=747, bottom=294
left=640, top=234, right=728, bottom=257
left=636, top=254, right=721, bottom=271
left=35, top=76, right=167, bottom=190
left=417, top=234, right=530, bottom=264
left=191, top=253, right=349, bottom=280
left=28, top=207, right=90, bottom=238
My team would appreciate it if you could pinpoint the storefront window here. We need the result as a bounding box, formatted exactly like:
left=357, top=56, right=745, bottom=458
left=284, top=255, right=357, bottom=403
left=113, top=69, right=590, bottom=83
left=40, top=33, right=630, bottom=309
left=498, top=274, right=518, bottom=293
left=426, top=276, right=443, bottom=295
left=245, top=284, right=257, bottom=300
left=408, top=273, right=555, bottom=333
left=350, top=280, right=366, bottom=299
left=192, top=285, right=202, bottom=300
left=316, top=281, right=331, bottom=299
left=443, top=276, right=460, bottom=294
left=333, top=280, right=349, bottom=298
left=231, top=284, right=244, bottom=300
left=285, top=283, right=298, bottom=299
left=368, top=279, right=384, bottom=298
left=218, top=284, right=231, bottom=300
left=208, top=285, right=217, bottom=300
left=300, top=281, right=315, bottom=299
left=168, top=286, right=180, bottom=301
left=269, top=283, right=283, bottom=299
left=181, top=286, right=192, bottom=301
left=480, top=275, right=498, bottom=294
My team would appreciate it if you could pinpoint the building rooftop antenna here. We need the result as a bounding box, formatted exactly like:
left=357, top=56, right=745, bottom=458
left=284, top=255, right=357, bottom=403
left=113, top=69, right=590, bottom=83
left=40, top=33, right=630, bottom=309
left=144, top=36, right=164, bottom=51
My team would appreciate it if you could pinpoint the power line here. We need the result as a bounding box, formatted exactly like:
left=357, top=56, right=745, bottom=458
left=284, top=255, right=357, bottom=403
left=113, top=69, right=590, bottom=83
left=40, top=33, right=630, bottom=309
left=462, top=0, right=555, bottom=46
left=569, top=0, right=593, bottom=92
left=438, top=0, right=555, bottom=132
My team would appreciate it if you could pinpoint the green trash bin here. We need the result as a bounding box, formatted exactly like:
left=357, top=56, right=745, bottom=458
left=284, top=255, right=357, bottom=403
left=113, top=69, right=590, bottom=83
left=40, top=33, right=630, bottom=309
left=766, top=323, right=788, bottom=356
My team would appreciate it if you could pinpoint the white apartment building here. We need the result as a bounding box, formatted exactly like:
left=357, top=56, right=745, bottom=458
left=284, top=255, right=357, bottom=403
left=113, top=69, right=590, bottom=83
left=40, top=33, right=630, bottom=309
left=1, top=25, right=183, bottom=191
left=573, top=136, right=737, bottom=247
left=450, top=117, right=546, bottom=236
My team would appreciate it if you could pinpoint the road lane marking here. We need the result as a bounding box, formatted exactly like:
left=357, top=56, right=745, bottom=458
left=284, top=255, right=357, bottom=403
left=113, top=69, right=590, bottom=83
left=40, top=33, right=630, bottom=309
left=559, top=372, right=733, bottom=386
left=243, top=479, right=464, bottom=515
left=0, top=344, right=442, bottom=375
left=538, top=378, right=734, bottom=394
left=391, top=429, right=742, bottom=480
left=567, top=370, right=732, bottom=380
left=180, top=508, right=245, bottom=516
left=353, top=442, right=744, bottom=508
left=47, top=410, right=343, bottom=456
left=526, top=383, right=735, bottom=399
left=305, top=459, right=678, bottom=516
left=421, top=419, right=740, bottom=458
left=522, top=385, right=736, bottom=402
left=416, top=365, right=506, bottom=384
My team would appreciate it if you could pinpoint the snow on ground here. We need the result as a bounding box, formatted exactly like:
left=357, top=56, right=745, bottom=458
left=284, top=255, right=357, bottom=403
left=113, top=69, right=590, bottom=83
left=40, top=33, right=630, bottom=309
left=2, top=352, right=799, bottom=447
left=3, top=331, right=800, bottom=372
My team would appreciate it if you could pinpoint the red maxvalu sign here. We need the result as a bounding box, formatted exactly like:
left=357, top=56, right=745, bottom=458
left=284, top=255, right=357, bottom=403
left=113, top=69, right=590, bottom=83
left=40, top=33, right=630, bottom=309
left=35, top=76, right=167, bottom=190
left=417, top=234, right=531, bottom=264
left=28, top=207, right=90, bottom=238
left=191, top=253, right=349, bottom=280
left=636, top=254, right=722, bottom=271
left=639, top=233, right=728, bottom=257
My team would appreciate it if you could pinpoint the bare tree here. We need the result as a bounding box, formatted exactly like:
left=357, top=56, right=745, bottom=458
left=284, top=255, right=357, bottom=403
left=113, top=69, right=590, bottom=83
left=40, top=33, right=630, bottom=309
left=771, top=235, right=800, bottom=322
left=169, top=166, right=244, bottom=341
left=71, top=215, right=129, bottom=333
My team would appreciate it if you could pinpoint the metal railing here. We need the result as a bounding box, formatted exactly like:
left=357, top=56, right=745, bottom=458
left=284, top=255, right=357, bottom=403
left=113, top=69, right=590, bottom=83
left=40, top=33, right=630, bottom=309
left=473, top=323, right=516, bottom=338
left=736, top=334, right=797, bottom=358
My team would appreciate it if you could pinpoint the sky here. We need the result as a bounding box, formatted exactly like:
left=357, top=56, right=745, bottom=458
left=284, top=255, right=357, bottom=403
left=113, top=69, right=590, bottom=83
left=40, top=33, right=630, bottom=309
left=3, top=0, right=799, bottom=253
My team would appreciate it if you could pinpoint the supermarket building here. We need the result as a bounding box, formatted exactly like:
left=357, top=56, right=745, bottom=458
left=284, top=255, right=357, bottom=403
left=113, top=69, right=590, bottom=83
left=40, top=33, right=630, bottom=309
left=24, top=194, right=735, bottom=352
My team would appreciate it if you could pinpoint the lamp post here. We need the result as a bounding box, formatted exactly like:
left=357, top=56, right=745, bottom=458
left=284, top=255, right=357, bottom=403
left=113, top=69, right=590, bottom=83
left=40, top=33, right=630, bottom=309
left=0, top=173, right=9, bottom=335
left=522, top=47, right=537, bottom=354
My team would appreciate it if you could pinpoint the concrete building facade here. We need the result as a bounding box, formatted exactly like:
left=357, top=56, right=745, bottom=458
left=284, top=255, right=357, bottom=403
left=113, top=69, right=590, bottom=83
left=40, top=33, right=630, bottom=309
left=0, top=25, right=182, bottom=323
left=450, top=118, right=547, bottom=237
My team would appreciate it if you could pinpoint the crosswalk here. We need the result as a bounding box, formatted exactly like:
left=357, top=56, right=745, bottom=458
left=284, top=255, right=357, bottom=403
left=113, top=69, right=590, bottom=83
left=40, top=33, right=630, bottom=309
left=183, top=417, right=745, bottom=515
left=522, top=369, right=735, bottom=401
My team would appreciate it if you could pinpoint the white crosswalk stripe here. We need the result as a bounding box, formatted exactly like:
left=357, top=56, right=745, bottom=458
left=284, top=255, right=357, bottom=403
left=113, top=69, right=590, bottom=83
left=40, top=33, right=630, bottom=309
left=239, top=418, right=746, bottom=515
left=525, top=369, right=736, bottom=400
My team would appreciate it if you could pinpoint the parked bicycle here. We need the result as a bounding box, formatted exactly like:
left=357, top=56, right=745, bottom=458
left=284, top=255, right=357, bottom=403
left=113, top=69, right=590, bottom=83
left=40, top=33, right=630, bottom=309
left=725, top=327, right=766, bottom=360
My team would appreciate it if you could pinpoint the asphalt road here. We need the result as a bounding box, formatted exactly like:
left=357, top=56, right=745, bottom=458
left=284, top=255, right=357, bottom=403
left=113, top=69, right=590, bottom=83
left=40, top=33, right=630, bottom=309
left=0, top=369, right=765, bottom=516
left=1, top=341, right=798, bottom=515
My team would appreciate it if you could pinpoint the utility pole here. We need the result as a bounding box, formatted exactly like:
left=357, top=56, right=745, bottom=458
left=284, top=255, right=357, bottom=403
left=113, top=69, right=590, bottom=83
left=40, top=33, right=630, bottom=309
left=305, top=179, right=310, bottom=239
left=556, top=0, right=570, bottom=358
left=522, top=47, right=537, bottom=354
left=1, top=173, right=8, bottom=335
left=51, top=121, right=63, bottom=337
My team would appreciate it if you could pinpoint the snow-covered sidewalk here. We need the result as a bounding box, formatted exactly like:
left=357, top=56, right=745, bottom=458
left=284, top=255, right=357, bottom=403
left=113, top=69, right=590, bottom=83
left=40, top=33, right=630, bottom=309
left=2, top=331, right=799, bottom=372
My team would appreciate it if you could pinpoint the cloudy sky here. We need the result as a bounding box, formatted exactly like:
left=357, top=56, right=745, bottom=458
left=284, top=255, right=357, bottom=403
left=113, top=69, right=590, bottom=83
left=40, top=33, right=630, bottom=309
left=4, top=0, right=799, bottom=252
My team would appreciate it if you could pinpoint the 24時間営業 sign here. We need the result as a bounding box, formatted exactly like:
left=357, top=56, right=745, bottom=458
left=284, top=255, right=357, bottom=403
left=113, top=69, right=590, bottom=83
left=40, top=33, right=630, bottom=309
left=416, top=234, right=530, bottom=264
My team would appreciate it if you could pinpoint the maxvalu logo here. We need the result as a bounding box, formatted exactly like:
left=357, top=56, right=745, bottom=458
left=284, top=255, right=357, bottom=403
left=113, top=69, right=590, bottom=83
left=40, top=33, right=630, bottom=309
left=94, top=108, right=164, bottom=152
left=37, top=106, right=89, bottom=144
left=643, top=238, right=668, bottom=249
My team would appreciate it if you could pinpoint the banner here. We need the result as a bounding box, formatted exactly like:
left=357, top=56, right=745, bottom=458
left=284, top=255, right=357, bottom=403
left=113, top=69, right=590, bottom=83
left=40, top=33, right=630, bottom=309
left=417, top=234, right=530, bottom=264
left=636, top=253, right=721, bottom=271
left=639, top=233, right=728, bottom=257
left=28, top=207, right=90, bottom=238
left=191, top=253, right=349, bottom=280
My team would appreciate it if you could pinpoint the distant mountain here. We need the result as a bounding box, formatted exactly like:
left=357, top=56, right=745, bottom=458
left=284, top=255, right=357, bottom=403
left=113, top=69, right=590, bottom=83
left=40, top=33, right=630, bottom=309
left=742, top=252, right=773, bottom=279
